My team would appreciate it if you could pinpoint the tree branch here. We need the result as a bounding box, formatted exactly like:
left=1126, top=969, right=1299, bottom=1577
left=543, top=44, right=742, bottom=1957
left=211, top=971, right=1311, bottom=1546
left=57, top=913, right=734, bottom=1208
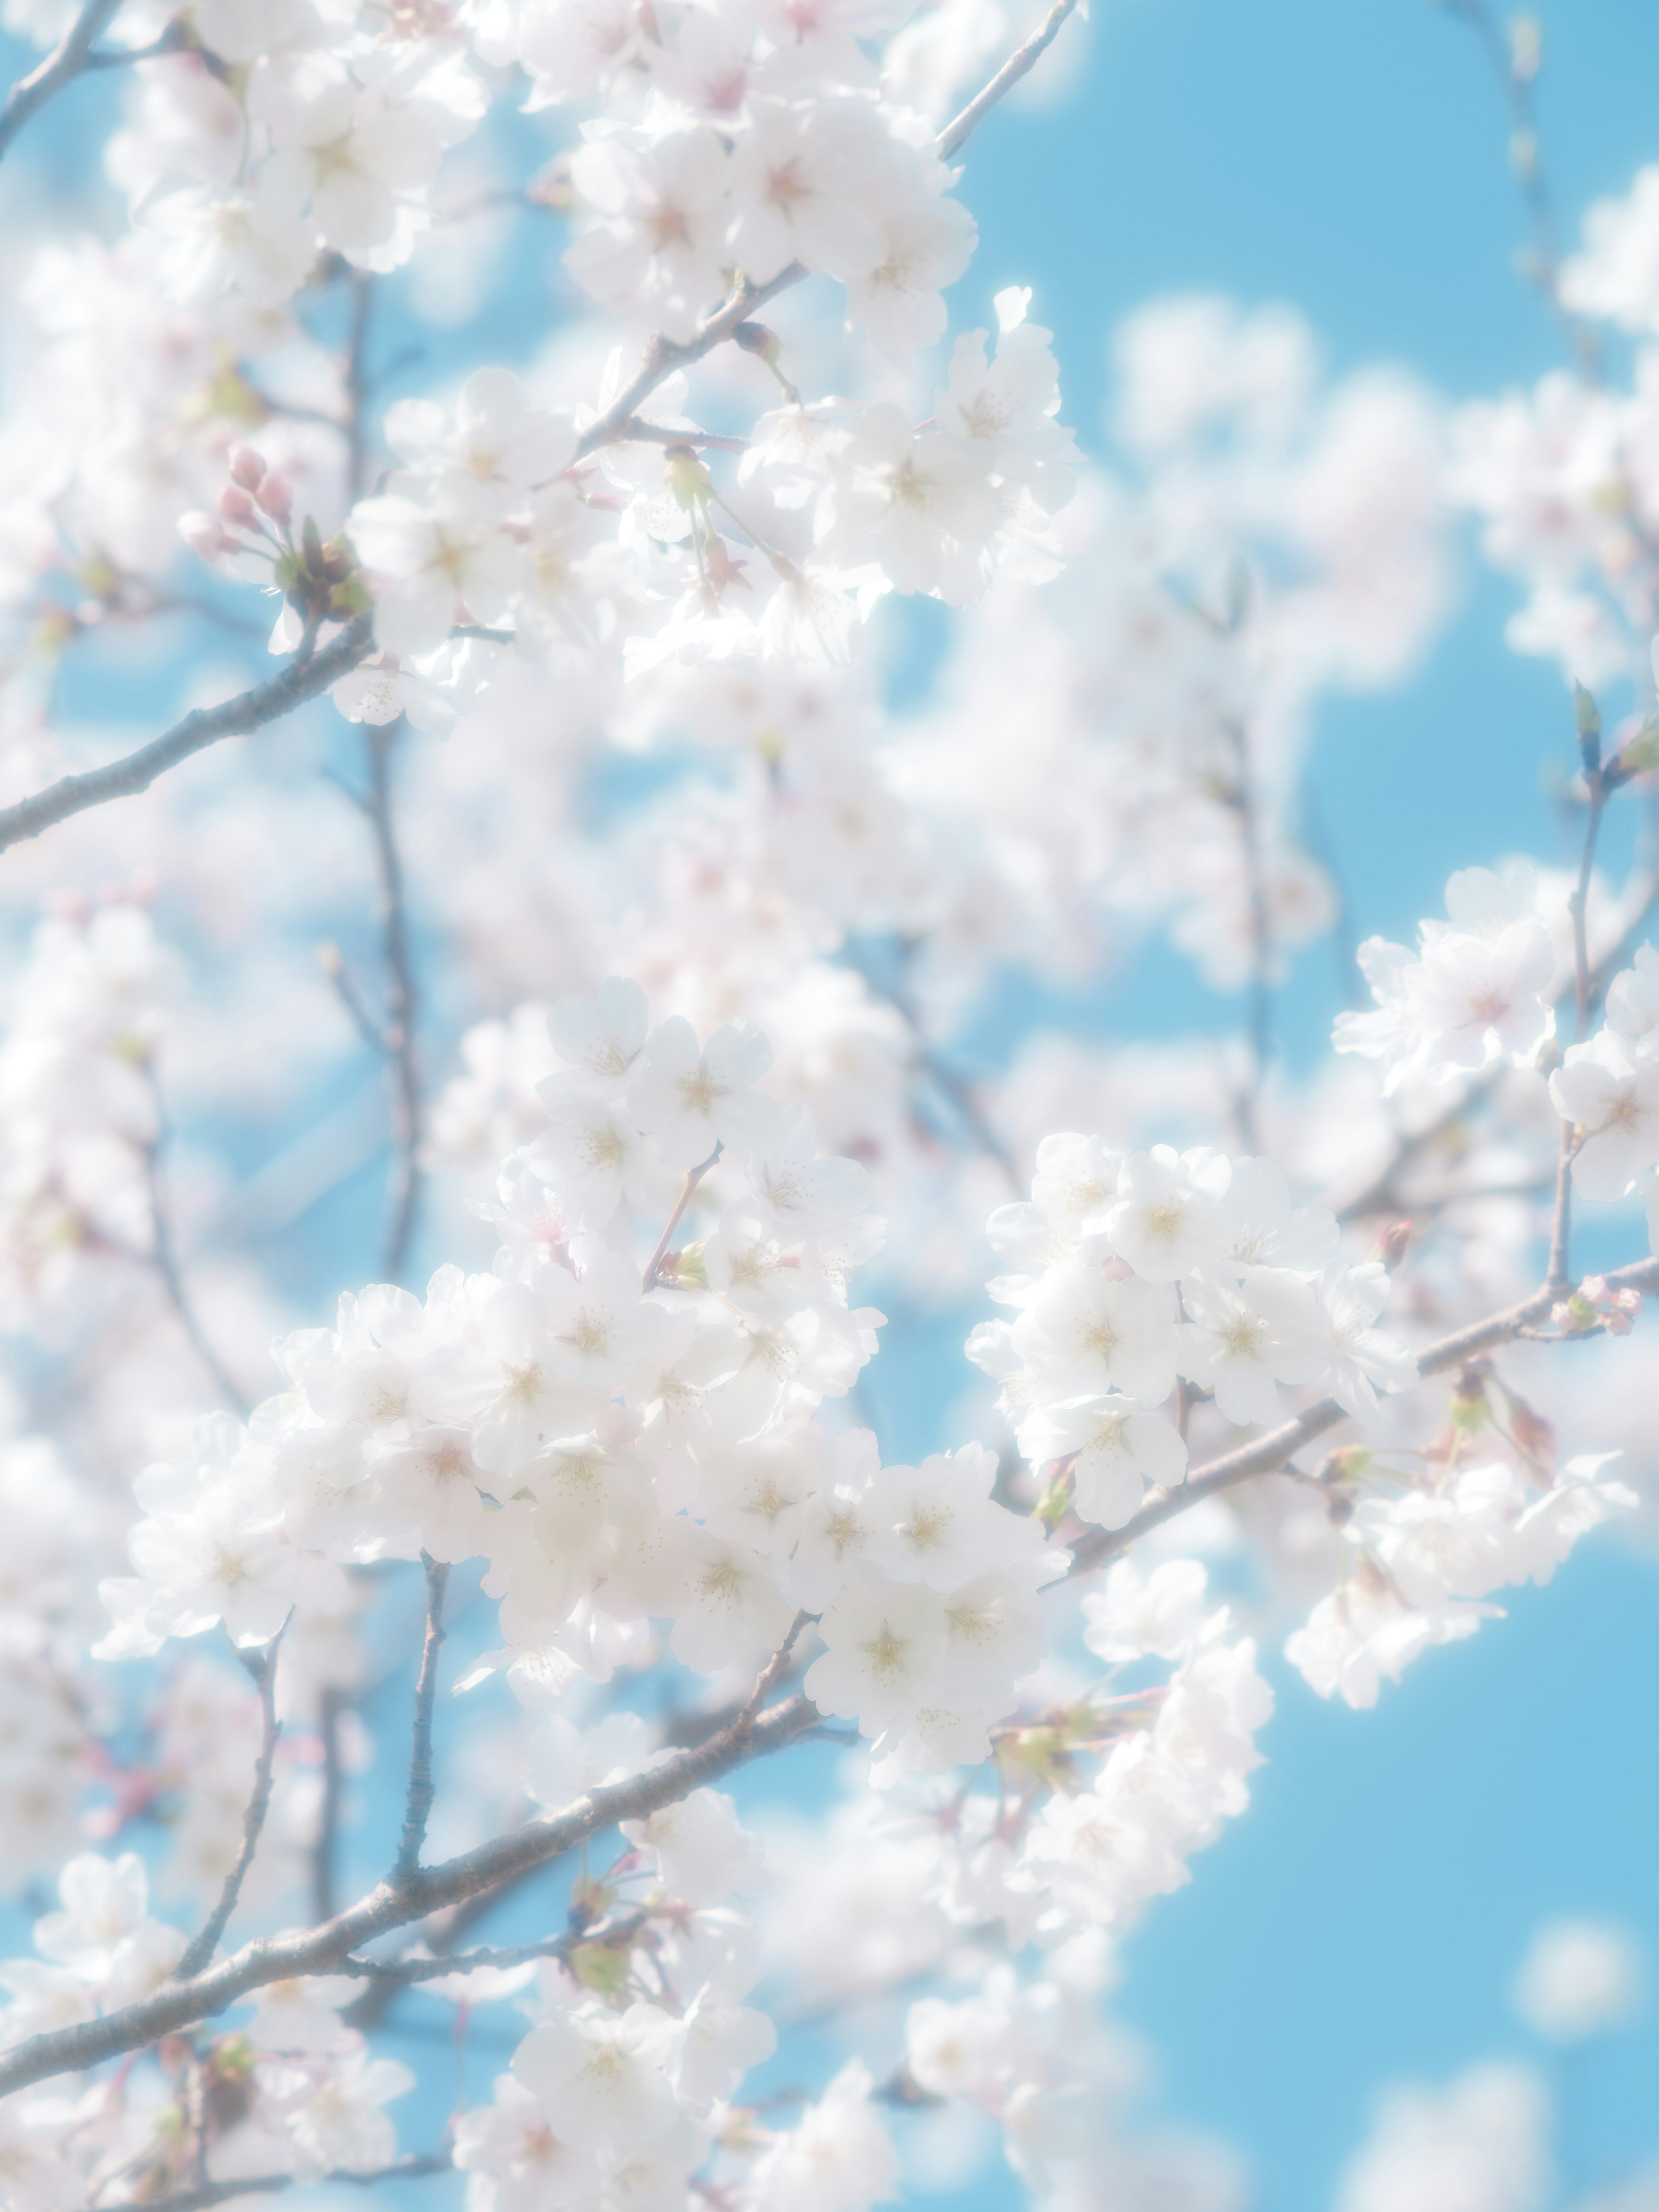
left=642, top=1147, right=720, bottom=1290
left=172, top=1628, right=288, bottom=1982
left=1065, top=1253, right=1659, bottom=1576
left=363, top=719, right=423, bottom=1283
left=312, top=1686, right=343, bottom=1924
left=935, top=0, right=1081, bottom=159
left=0, top=613, right=374, bottom=857
left=1331, top=868, right=1659, bottom=1224
left=1223, top=716, right=1273, bottom=1146
left=0, top=1689, right=819, bottom=2097
left=125, top=2152, right=452, bottom=2212
left=141, top=1074, right=249, bottom=1416
left=0, top=0, right=122, bottom=164
left=1432, top=0, right=1601, bottom=379
left=335, top=1909, right=649, bottom=1986
left=393, top=1556, right=449, bottom=1884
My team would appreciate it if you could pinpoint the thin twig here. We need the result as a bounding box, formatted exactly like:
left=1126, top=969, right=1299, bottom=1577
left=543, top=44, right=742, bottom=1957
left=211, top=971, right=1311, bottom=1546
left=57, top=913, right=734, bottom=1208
left=345, top=273, right=375, bottom=502
left=0, top=0, right=122, bottom=163
left=312, top=1687, right=343, bottom=1924
left=858, top=958, right=1021, bottom=1195
left=141, top=1074, right=249, bottom=1415
left=1224, top=717, right=1273, bottom=1144
left=337, top=1910, right=649, bottom=1986
left=1545, top=1122, right=1580, bottom=1292
left=81, top=24, right=184, bottom=65
left=613, top=418, right=750, bottom=453
left=0, top=612, right=374, bottom=856
left=1332, top=868, right=1659, bottom=1223
left=936, top=0, right=1081, bottom=157
left=0, top=1689, right=820, bottom=2096
left=1433, top=0, right=1601, bottom=378
left=393, top=1557, right=449, bottom=1885
left=172, top=1626, right=289, bottom=1981
left=364, top=719, right=423, bottom=1282
left=123, top=2152, right=452, bottom=2212
left=1065, top=1251, right=1659, bottom=1576
left=734, top=1611, right=812, bottom=1731
left=1569, top=772, right=1609, bottom=1041
left=642, top=1147, right=720, bottom=1290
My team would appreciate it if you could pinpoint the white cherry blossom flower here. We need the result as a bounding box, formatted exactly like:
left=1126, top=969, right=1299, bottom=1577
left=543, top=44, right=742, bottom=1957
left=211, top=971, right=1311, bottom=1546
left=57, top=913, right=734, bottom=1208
left=1177, top=1266, right=1328, bottom=1427
left=1105, top=1147, right=1231, bottom=1282
left=1551, top=1033, right=1659, bottom=1199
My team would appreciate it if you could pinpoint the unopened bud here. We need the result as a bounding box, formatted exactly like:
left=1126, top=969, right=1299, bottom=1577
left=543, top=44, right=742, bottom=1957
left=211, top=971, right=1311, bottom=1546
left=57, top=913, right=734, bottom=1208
left=732, top=320, right=779, bottom=362
left=227, top=443, right=265, bottom=490
left=254, top=471, right=292, bottom=524
left=1370, top=1219, right=1412, bottom=1271
left=1510, top=128, right=1539, bottom=181
left=179, top=510, right=234, bottom=559
left=664, top=444, right=714, bottom=509
left=1607, top=713, right=1659, bottom=786
left=315, top=939, right=343, bottom=978
left=1551, top=1290, right=1598, bottom=1335
left=218, top=483, right=256, bottom=526
left=1510, top=13, right=1541, bottom=79
left=525, top=151, right=576, bottom=213
left=1509, top=1398, right=1556, bottom=1467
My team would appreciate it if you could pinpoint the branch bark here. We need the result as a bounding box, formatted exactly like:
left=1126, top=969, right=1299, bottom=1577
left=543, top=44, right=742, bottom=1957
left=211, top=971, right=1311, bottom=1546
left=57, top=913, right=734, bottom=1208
left=172, top=1630, right=287, bottom=1982
left=363, top=720, right=423, bottom=1283
left=392, top=1556, right=448, bottom=1883
left=0, top=0, right=121, bottom=164
left=1065, top=1253, right=1659, bottom=1576
left=127, top=2152, right=452, bottom=2212
left=0, top=613, right=374, bottom=857
left=0, top=1690, right=819, bottom=2096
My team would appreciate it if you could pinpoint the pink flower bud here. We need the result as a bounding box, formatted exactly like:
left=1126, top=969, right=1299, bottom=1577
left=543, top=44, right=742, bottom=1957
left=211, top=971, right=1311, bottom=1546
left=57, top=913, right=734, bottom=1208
left=179, top=512, right=232, bottom=559
left=219, top=484, right=256, bottom=526
left=227, top=444, right=265, bottom=491
left=254, top=471, right=292, bottom=524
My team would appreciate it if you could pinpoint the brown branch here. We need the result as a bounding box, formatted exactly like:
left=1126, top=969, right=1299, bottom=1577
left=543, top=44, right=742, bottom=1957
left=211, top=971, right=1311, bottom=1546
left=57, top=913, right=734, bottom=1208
left=1432, top=0, right=1601, bottom=380
left=364, top=720, right=423, bottom=1283
left=336, top=1909, right=649, bottom=1986
left=140, top=1074, right=249, bottom=1416
left=572, top=0, right=1083, bottom=459
left=642, top=1147, right=720, bottom=1290
left=733, top=1611, right=812, bottom=1731
left=1223, top=716, right=1273, bottom=1144
left=1332, top=868, right=1659, bottom=1224
left=1065, top=1252, right=1659, bottom=1576
left=0, top=612, right=375, bottom=856
left=0, top=0, right=122, bottom=163
left=0, top=1689, right=819, bottom=2097
left=312, top=1687, right=343, bottom=1923
left=122, top=2152, right=452, bottom=2212
left=613, top=418, right=750, bottom=453
left=345, top=274, right=375, bottom=502
left=859, top=960, right=1022, bottom=1195
left=172, top=1628, right=288, bottom=1982
left=936, top=0, right=1082, bottom=158
left=392, top=1557, right=448, bottom=1884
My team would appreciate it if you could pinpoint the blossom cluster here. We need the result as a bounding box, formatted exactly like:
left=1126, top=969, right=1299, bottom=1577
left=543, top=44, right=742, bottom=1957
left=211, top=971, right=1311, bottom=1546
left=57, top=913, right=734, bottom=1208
left=969, top=1135, right=1417, bottom=1528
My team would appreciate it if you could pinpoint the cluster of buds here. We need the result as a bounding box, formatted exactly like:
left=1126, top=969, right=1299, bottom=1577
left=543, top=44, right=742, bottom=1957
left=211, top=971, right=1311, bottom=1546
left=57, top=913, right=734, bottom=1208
left=179, top=448, right=366, bottom=632
left=1552, top=1274, right=1644, bottom=1337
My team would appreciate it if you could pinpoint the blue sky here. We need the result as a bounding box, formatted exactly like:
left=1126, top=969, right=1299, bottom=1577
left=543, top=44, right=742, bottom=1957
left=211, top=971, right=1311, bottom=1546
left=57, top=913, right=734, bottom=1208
left=947, top=4, right=1659, bottom=2204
